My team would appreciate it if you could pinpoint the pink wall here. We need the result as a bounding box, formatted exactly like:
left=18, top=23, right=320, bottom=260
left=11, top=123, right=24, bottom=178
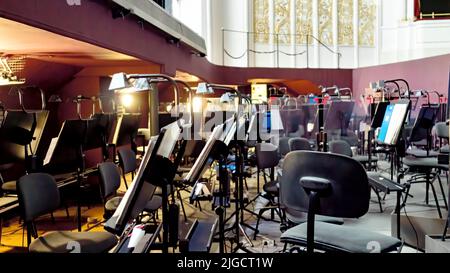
left=353, top=54, right=450, bottom=113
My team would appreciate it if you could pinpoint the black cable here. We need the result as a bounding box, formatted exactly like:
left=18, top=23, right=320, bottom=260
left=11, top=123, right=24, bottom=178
left=402, top=199, right=420, bottom=253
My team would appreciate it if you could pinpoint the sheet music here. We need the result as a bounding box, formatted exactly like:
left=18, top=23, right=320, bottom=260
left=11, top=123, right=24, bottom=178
left=43, top=137, right=58, bottom=166
left=112, top=115, right=123, bottom=145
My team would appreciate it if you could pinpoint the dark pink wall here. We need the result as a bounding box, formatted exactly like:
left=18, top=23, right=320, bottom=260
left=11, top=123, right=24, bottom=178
left=353, top=54, right=450, bottom=113
left=0, top=0, right=352, bottom=88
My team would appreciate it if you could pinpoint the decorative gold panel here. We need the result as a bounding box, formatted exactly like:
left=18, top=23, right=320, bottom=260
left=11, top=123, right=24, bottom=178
left=338, top=0, right=353, bottom=45
left=274, top=0, right=291, bottom=44
left=253, top=0, right=270, bottom=43
left=358, top=0, right=376, bottom=46
left=318, top=0, right=333, bottom=46
left=295, top=0, right=312, bottom=44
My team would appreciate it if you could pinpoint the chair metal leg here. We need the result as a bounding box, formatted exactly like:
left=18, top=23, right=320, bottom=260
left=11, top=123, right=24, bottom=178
left=177, top=189, right=187, bottom=221
left=122, top=175, right=128, bottom=189
left=430, top=181, right=443, bottom=218
left=436, top=174, right=448, bottom=210
left=372, top=187, right=383, bottom=213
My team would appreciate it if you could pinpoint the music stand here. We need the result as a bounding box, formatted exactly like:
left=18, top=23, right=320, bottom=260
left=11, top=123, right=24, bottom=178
left=409, top=105, right=439, bottom=155
left=0, top=110, right=49, bottom=168
left=43, top=119, right=89, bottom=231
left=370, top=101, right=390, bottom=129
left=376, top=100, right=411, bottom=179
left=105, top=120, right=183, bottom=253
left=110, top=113, right=141, bottom=157
left=90, top=113, right=117, bottom=160
left=324, top=101, right=355, bottom=137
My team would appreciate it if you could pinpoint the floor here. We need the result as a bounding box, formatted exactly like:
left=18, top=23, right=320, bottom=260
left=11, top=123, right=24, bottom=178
left=0, top=159, right=447, bottom=253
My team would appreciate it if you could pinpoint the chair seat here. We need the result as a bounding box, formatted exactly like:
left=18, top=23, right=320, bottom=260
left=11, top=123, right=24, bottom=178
left=281, top=221, right=401, bottom=253
left=263, top=181, right=279, bottom=194
left=440, top=145, right=449, bottom=154
left=105, top=196, right=122, bottom=211
left=403, top=156, right=448, bottom=170
left=406, top=149, right=439, bottom=158
left=1, top=181, right=16, bottom=192
left=144, top=195, right=162, bottom=212
left=29, top=231, right=117, bottom=253
left=353, top=155, right=377, bottom=164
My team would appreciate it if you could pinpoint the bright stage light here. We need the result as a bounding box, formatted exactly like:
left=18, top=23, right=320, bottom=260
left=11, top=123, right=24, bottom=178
left=121, top=94, right=134, bottom=107
left=192, top=96, right=203, bottom=113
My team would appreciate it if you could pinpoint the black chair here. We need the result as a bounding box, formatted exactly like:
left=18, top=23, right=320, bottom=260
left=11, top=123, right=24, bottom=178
left=288, top=137, right=312, bottom=151
left=435, top=122, right=449, bottom=150
left=98, top=162, right=162, bottom=221
left=280, top=151, right=402, bottom=253
left=17, top=173, right=118, bottom=253
left=118, top=149, right=137, bottom=189
left=253, top=143, right=283, bottom=239
left=0, top=163, right=17, bottom=195
left=329, top=140, right=377, bottom=169
left=278, top=137, right=291, bottom=158
left=279, top=151, right=344, bottom=232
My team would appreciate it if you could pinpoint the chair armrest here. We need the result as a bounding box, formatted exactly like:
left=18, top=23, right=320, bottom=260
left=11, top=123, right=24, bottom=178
left=299, top=176, right=331, bottom=194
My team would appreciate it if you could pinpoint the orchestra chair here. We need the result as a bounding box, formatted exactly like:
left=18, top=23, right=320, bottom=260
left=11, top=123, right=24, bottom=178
left=279, top=151, right=344, bottom=233
left=288, top=137, right=312, bottom=152
left=280, top=151, right=402, bottom=253
left=17, top=173, right=118, bottom=253
left=253, top=143, right=283, bottom=239
left=329, top=140, right=378, bottom=170
left=99, top=162, right=162, bottom=221
left=118, top=149, right=137, bottom=189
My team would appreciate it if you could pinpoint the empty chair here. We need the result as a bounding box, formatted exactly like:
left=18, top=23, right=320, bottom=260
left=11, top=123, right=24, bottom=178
left=329, top=140, right=377, bottom=169
left=98, top=162, right=162, bottom=220
left=118, top=149, right=137, bottom=189
left=280, top=151, right=402, bottom=253
left=0, top=163, right=17, bottom=195
left=435, top=122, right=449, bottom=150
left=98, top=162, right=124, bottom=219
left=279, top=151, right=344, bottom=232
left=289, top=137, right=312, bottom=151
left=278, top=137, right=291, bottom=158
left=253, top=142, right=283, bottom=239
left=17, top=173, right=117, bottom=253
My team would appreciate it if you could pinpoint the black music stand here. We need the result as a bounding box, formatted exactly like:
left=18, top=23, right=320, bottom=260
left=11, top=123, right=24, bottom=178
left=409, top=105, right=439, bottom=156
left=90, top=113, right=117, bottom=160
left=43, top=119, right=88, bottom=231
left=324, top=101, right=355, bottom=137
left=366, top=101, right=389, bottom=170
left=105, top=121, right=183, bottom=253
left=0, top=110, right=49, bottom=170
left=110, top=113, right=141, bottom=159
left=185, top=124, right=230, bottom=253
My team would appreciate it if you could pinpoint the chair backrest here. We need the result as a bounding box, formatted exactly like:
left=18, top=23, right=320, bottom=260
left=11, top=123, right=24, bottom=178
left=98, top=162, right=121, bottom=199
left=278, top=137, right=291, bottom=157
left=329, top=140, right=353, bottom=157
left=17, top=173, right=60, bottom=222
left=255, top=143, right=279, bottom=169
left=289, top=137, right=311, bottom=151
left=279, top=151, right=369, bottom=218
left=118, top=149, right=137, bottom=174
left=435, top=122, right=449, bottom=139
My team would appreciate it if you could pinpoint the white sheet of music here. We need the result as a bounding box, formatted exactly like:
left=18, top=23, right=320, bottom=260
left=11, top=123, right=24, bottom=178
left=43, top=137, right=58, bottom=166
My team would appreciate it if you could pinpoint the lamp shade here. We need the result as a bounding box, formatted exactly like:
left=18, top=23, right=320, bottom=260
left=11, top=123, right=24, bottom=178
left=196, top=82, right=214, bottom=94
left=109, top=73, right=152, bottom=93
left=109, top=72, right=129, bottom=91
